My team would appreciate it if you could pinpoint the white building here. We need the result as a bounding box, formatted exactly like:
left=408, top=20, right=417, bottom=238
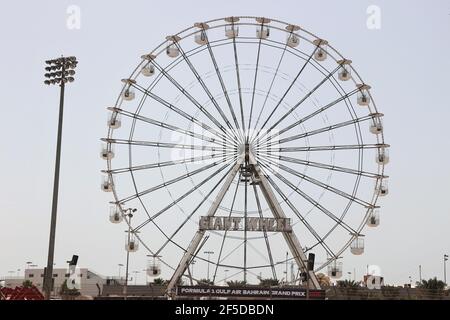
left=1, top=268, right=106, bottom=298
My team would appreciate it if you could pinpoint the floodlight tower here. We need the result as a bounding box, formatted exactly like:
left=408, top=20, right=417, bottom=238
left=42, top=56, right=77, bottom=300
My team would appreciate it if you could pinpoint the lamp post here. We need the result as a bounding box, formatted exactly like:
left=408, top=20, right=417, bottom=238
left=133, top=271, right=139, bottom=285
left=285, top=252, right=289, bottom=284
left=444, top=254, right=448, bottom=285
left=43, top=56, right=77, bottom=300
left=142, top=269, right=148, bottom=284
left=204, top=251, right=214, bottom=282
left=224, top=269, right=229, bottom=284
left=419, top=265, right=422, bottom=282
left=118, top=263, right=124, bottom=280
left=24, top=262, right=32, bottom=278
left=123, top=208, right=137, bottom=300
left=190, top=259, right=197, bottom=278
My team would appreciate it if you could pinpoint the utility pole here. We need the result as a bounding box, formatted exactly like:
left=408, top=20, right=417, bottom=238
left=43, top=56, right=77, bottom=300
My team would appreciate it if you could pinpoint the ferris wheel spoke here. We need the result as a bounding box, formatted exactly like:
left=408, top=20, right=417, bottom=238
left=264, top=143, right=389, bottom=153
left=232, top=27, right=246, bottom=139
left=258, top=159, right=358, bottom=235
left=219, top=241, right=245, bottom=265
left=172, top=41, right=241, bottom=143
left=253, top=184, right=277, bottom=280
left=264, top=153, right=383, bottom=179
left=262, top=157, right=375, bottom=208
left=250, top=44, right=324, bottom=144
left=105, top=152, right=227, bottom=175
left=116, top=155, right=235, bottom=204
left=243, top=168, right=249, bottom=282
left=109, top=107, right=230, bottom=147
left=255, top=87, right=360, bottom=147
left=212, top=172, right=242, bottom=283
left=203, top=29, right=244, bottom=143
left=133, top=160, right=235, bottom=232
left=261, top=113, right=379, bottom=148
left=247, top=241, right=273, bottom=265
left=247, top=23, right=266, bottom=142
left=249, top=43, right=288, bottom=144
left=102, top=138, right=236, bottom=153
left=215, top=269, right=245, bottom=284
left=261, top=171, right=338, bottom=260
left=131, top=82, right=234, bottom=145
left=265, top=63, right=339, bottom=132
left=154, top=161, right=238, bottom=255
left=147, top=59, right=238, bottom=143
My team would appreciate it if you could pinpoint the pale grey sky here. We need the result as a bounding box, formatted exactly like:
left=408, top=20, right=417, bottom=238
left=1, top=0, right=449, bottom=286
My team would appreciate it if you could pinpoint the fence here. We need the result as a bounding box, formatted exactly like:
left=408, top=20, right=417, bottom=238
left=325, top=286, right=450, bottom=300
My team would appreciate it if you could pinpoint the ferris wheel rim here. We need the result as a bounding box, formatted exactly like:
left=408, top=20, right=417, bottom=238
left=104, top=15, right=388, bottom=283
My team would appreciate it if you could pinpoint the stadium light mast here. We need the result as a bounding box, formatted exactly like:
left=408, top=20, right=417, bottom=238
left=42, top=56, right=77, bottom=300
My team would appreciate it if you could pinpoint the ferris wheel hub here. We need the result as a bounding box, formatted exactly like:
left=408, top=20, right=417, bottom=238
left=237, top=142, right=257, bottom=164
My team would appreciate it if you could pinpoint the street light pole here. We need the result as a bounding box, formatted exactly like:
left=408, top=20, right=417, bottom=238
left=133, top=271, right=139, bottom=285
left=42, top=56, right=77, bottom=300
left=191, top=259, right=196, bottom=278
left=285, top=252, right=288, bottom=284
left=124, top=212, right=132, bottom=300
left=419, top=265, right=422, bottom=282
left=225, top=269, right=229, bottom=284
left=444, top=254, right=448, bottom=285
left=142, top=269, right=148, bottom=284
left=123, top=208, right=137, bottom=300
left=204, top=251, right=214, bottom=282
left=118, top=263, right=124, bottom=280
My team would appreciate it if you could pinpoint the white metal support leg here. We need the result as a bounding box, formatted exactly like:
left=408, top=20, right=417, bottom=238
left=249, top=153, right=321, bottom=289
left=165, top=160, right=243, bottom=296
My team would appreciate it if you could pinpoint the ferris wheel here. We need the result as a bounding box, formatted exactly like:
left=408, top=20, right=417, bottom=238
left=101, top=16, right=389, bottom=295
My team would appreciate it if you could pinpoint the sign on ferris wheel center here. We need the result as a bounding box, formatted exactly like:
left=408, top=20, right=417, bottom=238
left=199, top=216, right=293, bottom=232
